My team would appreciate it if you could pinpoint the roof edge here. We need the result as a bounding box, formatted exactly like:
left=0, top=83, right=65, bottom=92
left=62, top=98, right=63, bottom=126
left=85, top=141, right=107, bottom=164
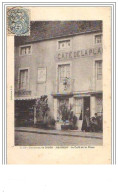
left=15, top=29, right=102, bottom=46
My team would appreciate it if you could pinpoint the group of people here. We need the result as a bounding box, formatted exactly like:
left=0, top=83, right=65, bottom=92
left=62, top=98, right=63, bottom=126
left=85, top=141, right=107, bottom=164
left=81, top=107, right=102, bottom=132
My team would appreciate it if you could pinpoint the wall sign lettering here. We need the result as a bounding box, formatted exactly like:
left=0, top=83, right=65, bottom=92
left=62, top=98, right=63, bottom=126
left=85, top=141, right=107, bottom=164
left=56, top=47, right=102, bottom=61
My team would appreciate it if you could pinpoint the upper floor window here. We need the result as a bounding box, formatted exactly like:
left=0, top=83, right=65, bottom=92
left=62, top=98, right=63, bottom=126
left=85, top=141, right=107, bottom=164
left=96, top=60, right=102, bottom=80
left=58, top=40, right=71, bottom=50
left=19, top=69, right=29, bottom=89
left=20, top=45, right=31, bottom=56
left=58, top=64, right=70, bottom=82
left=95, top=34, right=102, bottom=44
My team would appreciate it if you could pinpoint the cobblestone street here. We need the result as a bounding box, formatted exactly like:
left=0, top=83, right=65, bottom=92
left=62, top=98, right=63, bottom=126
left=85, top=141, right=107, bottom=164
left=15, top=127, right=103, bottom=146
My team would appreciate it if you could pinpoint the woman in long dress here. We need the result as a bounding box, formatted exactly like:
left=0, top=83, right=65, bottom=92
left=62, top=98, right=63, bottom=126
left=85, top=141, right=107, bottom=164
left=81, top=107, right=90, bottom=132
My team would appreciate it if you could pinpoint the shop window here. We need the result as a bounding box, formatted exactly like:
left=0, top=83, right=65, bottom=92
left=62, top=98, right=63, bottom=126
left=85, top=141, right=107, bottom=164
left=20, top=45, right=31, bottom=55
left=58, top=98, right=69, bottom=119
left=95, top=34, right=102, bottom=44
left=19, top=69, right=28, bottom=90
left=96, top=60, right=102, bottom=80
left=96, top=96, right=103, bottom=116
left=59, top=98, right=69, bottom=107
left=75, top=98, right=83, bottom=120
left=58, top=40, right=71, bottom=49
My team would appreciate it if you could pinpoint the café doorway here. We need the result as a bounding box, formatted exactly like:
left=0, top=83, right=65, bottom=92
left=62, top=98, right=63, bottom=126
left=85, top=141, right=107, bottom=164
left=84, top=97, right=90, bottom=117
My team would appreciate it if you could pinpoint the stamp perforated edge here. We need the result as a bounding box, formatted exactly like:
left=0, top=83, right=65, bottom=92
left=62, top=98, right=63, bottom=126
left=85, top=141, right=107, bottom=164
left=7, top=6, right=30, bottom=36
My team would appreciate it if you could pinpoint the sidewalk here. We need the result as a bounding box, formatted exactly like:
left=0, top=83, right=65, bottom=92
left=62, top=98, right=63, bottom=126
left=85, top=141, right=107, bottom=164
left=15, top=127, right=103, bottom=139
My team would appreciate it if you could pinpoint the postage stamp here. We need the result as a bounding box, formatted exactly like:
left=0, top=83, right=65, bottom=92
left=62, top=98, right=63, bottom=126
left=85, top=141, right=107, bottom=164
left=7, top=7, right=30, bottom=36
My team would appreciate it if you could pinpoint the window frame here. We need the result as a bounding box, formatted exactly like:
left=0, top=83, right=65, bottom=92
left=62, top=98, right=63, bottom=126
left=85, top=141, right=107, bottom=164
left=18, top=67, right=30, bottom=90
left=96, top=95, right=103, bottom=116
left=94, top=33, right=102, bottom=45
left=74, top=98, right=83, bottom=120
left=56, top=61, right=72, bottom=92
left=95, top=60, right=102, bottom=80
left=58, top=64, right=70, bottom=82
left=56, top=61, right=72, bottom=81
left=19, top=44, right=32, bottom=56
left=57, top=98, right=69, bottom=119
left=57, top=38, right=72, bottom=50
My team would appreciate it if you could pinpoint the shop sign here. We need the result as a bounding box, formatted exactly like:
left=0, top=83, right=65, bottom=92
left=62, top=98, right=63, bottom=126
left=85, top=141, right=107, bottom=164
left=56, top=47, right=102, bottom=61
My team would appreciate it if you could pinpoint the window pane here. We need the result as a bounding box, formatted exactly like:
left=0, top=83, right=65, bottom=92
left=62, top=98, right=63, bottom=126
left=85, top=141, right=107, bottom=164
left=97, top=74, right=102, bottom=80
left=95, top=35, right=102, bottom=44
left=27, top=46, right=31, bottom=54
left=58, top=64, right=70, bottom=81
left=58, top=40, right=70, bottom=49
left=66, top=40, right=71, bottom=47
left=66, top=65, right=70, bottom=78
left=96, top=60, right=102, bottom=80
left=96, top=97, right=103, bottom=115
left=75, top=98, right=83, bottom=119
left=20, top=46, right=31, bottom=55
left=59, top=99, right=69, bottom=106
left=20, top=69, right=28, bottom=89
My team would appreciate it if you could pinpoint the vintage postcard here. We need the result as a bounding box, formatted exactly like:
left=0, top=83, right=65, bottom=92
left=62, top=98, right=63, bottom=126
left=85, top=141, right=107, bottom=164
left=3, top=4, right=114, bottom=164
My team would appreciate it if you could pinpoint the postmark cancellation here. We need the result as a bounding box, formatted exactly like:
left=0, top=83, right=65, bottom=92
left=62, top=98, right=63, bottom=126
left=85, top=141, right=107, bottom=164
left=7, top=7, right=30, bottom=36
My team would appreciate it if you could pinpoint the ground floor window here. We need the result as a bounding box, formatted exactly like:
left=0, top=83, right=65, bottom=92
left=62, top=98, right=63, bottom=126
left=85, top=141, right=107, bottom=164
left=15, top=100, right=35, bottom=127
left=57, top=98, right=69, bottom=119
left=74, top=98, right=83, bottom=120
left=96, top=95, right=103, bottom=116
left=58, top=98, right=69, bottom=106
left=83, top=97, right=90, bottom=117
left=19, top=69, right=29, bottom=90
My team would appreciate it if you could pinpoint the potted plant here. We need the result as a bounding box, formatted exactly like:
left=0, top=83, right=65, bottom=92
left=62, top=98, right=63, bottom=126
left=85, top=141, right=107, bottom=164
left=57, top=103, right=78, bottom=130
left=55, top=117, right=63, bottom=130
left=34, top=95, right=50, bottom=128
left=47, top=116, right=56, bottom=130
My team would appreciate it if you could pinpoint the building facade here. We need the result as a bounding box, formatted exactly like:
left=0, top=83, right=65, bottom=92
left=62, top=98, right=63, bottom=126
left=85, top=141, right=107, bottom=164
left=15, top=21, right=103, bottom=129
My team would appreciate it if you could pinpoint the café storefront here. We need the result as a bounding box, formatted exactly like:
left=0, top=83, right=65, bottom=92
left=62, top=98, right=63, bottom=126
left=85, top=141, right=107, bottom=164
left=53, top=45, right=103, bottom=130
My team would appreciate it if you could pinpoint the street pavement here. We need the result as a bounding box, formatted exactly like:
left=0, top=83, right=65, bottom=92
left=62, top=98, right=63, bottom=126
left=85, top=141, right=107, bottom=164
left=15, top=127, right=103, bottom=146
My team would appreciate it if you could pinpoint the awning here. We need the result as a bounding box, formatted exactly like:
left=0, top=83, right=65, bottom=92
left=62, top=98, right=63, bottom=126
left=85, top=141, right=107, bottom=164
left=15, top=96, right=40, bottom=100
left=73, top=91, right=102, bottom=97
left=52, top=92, right=73, bottom=98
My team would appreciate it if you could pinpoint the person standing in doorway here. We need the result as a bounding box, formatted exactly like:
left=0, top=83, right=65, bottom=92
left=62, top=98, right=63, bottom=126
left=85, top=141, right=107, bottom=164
left=81, top=107, right=90, bottom=132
